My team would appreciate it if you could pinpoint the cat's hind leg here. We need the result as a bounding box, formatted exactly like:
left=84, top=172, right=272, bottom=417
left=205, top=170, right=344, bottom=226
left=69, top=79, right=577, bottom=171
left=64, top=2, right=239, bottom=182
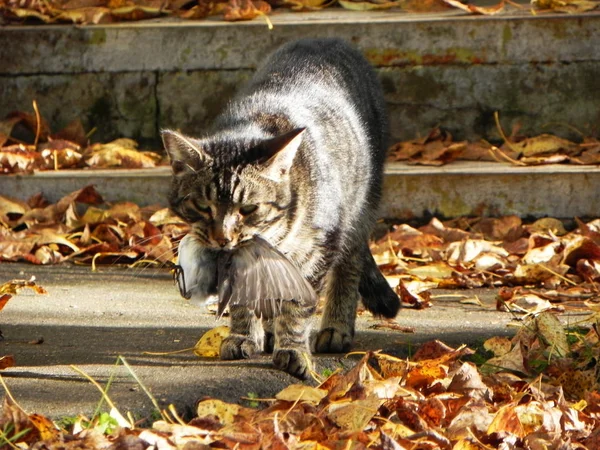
left=220, top=306, right=263, bottom=360
left=358, top=241, right=401, bottom=318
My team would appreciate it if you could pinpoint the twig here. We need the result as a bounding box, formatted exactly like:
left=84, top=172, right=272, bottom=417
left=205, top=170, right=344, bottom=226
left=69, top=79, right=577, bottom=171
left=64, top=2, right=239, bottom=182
left=118, top=356, right=171, bottom=423
left=540, top=264, right=577, bottom=286
left=32, top=100, right=42, bottom=147
left=142, top=347, right=195, bottom=356
left=70, top=365, right=132, bottom=428
left=493, top=111, right=521, bottom=155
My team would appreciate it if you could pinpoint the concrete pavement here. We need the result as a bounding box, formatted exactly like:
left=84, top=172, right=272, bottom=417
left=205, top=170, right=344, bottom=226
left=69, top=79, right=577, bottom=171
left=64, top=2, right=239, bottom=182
left=0, top=262, right=516, bottom=420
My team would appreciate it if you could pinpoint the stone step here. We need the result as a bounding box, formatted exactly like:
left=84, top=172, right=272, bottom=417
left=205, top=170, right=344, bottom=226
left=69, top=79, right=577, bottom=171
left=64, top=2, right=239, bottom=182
left=3, top=161, right=599, bottom=219
left=1, top=10, right=599, bottom=219
left=1, top=10, right=599, bottom=146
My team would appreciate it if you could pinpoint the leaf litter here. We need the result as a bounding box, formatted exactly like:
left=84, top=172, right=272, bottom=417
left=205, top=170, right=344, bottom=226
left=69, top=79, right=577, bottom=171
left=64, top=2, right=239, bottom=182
left=3, top=191, right=600, bottom=446
left=0, top=0, right=597, bottom=26
left=3, top=109, right=600, bottom=446
left=2, top=105, right=600, bottom=174
left=3, top=321, right=600, bottom=448
left=0, top=103, right=166, bottom=174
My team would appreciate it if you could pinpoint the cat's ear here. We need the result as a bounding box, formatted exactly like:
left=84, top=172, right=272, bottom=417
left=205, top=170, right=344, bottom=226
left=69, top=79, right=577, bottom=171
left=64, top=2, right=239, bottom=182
left=161, top=130, right=211, bottom=175
left=259, top=128, right=305, bottom=181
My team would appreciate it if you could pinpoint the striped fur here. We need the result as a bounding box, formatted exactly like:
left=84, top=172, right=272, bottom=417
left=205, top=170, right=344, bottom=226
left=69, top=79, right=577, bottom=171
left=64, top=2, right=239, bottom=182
left=163, top=38, right=400, bottom=379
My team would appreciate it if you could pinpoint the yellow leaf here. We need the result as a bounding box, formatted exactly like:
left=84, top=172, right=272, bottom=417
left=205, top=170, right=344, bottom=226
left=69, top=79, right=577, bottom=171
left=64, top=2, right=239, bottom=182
left=535, top=311, right=569, bottom=357
left=486, top=343, right=528, bottom=374
left=487, top=403, right=525, bottom=437
left=338, top=0, right=401, bottom=10
left=380, top=420, right=414, bottom=438
left=29, top=413, right=59, bottom=440
left=275, top=384, right=328, bottom=404
left=196, top=399, right=240, bottom=426
left=483, top=336, right=512, bottom=357
left=193, top=326, right=230, bottom=358
left=327, top=395, right=383, bottom=431
left=280, top=0, right=332, bottom=10
left=407, top=262, right=455, bottom=280
left=532, top=0, right=598, bottom=13
left=511, top=133, right=578, bottom=157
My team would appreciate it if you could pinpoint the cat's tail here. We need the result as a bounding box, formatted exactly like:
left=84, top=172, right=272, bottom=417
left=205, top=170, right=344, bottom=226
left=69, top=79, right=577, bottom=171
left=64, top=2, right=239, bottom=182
left=358, top=246, right=401, bottom=318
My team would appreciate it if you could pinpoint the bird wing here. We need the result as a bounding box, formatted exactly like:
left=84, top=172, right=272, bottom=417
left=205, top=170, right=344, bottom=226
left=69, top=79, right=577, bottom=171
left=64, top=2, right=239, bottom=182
left=217, top=238, right=317, bottom=319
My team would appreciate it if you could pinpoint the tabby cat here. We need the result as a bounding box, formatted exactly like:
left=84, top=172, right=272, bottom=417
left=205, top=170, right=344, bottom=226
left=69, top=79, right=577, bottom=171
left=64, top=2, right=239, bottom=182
left=163, top=38, right=400, bottom=379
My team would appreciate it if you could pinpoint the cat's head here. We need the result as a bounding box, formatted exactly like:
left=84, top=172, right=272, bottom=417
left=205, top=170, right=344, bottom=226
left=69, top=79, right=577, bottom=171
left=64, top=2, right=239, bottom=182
left=162, top=128, right=304, bottom=250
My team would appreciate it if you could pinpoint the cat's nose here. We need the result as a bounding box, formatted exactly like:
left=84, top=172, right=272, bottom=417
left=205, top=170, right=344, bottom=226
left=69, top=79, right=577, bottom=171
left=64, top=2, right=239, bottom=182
left=215, top=237, right=229, bottom=248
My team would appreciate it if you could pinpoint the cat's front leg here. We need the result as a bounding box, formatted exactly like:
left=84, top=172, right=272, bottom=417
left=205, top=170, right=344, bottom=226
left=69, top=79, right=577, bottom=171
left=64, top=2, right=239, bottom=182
left=273, top=301, right=314, bottom=380
left=220, top=306, right=263, bottom=360
left=315, top=254, right=361, bottom=353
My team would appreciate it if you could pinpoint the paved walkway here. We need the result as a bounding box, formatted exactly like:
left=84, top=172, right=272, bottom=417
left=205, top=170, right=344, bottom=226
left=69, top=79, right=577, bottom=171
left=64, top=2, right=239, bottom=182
left=0, top=262, right=513, bottom=419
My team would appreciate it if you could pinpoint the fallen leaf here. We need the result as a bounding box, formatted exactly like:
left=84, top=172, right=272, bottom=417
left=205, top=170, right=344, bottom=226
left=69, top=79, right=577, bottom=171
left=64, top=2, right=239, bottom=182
left=275, top=385, right=328, bottom=404
left=0, top=355, right=16, bottom=370
left=532, top=0, right=599, bottom=13
left=194, top=325, right=231, bottom=358
left=85, top=139, right=162, bottom=168
left=338, top=0, right=401, bottom=10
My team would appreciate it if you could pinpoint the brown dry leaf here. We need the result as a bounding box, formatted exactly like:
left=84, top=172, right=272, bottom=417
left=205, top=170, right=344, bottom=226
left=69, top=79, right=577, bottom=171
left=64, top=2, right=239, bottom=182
left=396, top=279, right=434, bottom=308
left=51, top=119, right=88, bottom=147
left=420, top=217, right=471, bottom=243
left=223, top=0, right=271, bottom=20
left=507, top=133, right=579, bottom=157
left=0, top=278, right=47, bottom=296
left=498, top=291, right=557, bottom=314
left=486, top=342, right=529, bottom=374
left=110, top=4, right=166, bottom=20
left=338, top=0, right=401, bottom=10
left=447, top=400, right=494, bottom=441
left=369, top=320, right=415, bottom=333
left=0, top=355, right=16, bottom=370
left=372, top=352, right=412, bottom=379
left=535, top=311, right=569, bottom=357
left=390, top=128, right=465, bottom=166
left=279, top=0, right=332, bottom=11
left=55, top=6, right=112, bottom=23
left=327, top=395, right=383, bottom=431
left=6, top=110, right=51, bottom=141
left=446, top=239, right=509, bottom=265
left=0, top=145, right=41, bottom=174
left=557, top=369, right=598, bottom=399
left=196, top=398, right=243, bottom=426
left=276, top=384, right=328, bottom=404
left=448, top=362, right=491, bottom=400
left=532, top=0, right=599, bottom=13
left=412, top=339, right=459, bottom=361
left=85, top=139, right=162, bottom=168
left=193, top=325, right=230, bottom=358
left=484, top=336, right=512, bottom=357
left=406, top=262, right=455, bottom=280
left=28, top=413, right=59, bottom=441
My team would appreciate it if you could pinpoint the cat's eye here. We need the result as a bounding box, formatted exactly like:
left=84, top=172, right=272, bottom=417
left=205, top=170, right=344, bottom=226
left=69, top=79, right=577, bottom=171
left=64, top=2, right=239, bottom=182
left=239, top=204, right=258, bottom=216
left=194, top=203, right=212, bottom=214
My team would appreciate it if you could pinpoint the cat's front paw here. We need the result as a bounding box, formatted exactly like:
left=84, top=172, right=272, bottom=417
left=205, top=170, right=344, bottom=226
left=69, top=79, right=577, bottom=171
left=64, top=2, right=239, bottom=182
left=220, top=335, right=259, bottom=360
left=273, top=348, right=312, bottom=380
left=315, top=327, right=353, bottom=353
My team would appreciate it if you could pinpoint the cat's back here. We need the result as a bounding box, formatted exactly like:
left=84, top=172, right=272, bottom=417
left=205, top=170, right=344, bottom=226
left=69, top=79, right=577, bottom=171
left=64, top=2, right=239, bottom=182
left=232, top=38, right=388, bottom=162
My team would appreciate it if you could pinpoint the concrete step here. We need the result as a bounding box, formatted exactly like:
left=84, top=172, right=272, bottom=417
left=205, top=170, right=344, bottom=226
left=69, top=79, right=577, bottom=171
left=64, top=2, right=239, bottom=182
left=1, top=10, right=599, bottom=219
left=1, top=10, right=599, bottom=146
left=2, top=161, right=600, bottom=219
